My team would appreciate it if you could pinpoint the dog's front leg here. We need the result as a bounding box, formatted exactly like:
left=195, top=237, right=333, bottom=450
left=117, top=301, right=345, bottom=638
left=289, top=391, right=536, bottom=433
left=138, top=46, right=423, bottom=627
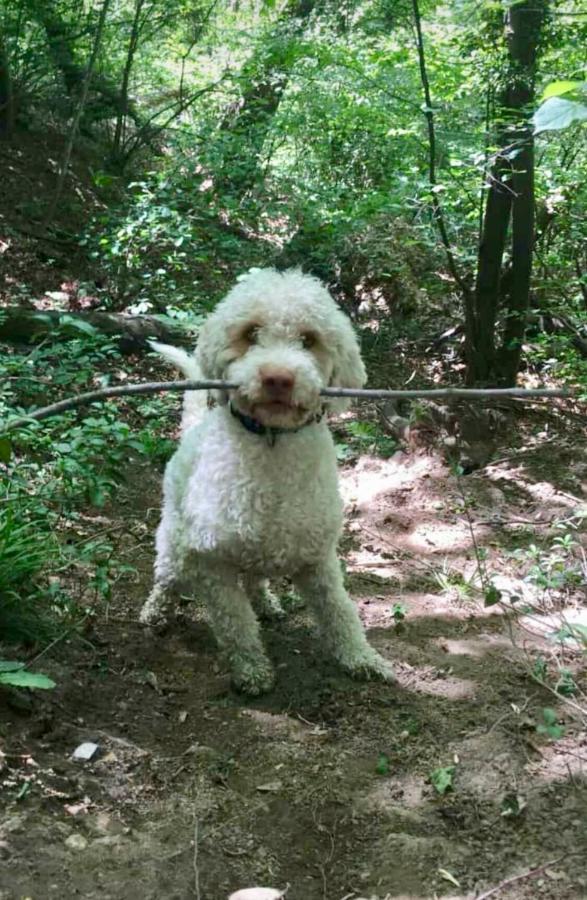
left=140, top=509, right=184, bottom=627
left=202, top=563, right=275, bottom=695
left=294, top=549, right=394, bottom=682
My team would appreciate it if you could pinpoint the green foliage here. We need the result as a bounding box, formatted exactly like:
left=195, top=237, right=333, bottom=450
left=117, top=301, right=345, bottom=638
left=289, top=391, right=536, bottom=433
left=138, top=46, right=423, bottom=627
left=511, top=531, right=584, bottom=593
left=534, top=81, right=587, bottom=132
left=375, top=752, right=391, bottom=776
left=536, top=708, right=565, bottom=741
left=0, top=505, right=57, bottom=643
left=0, top=662, right=55, bottom=691
left=0, top=330, right=176, bottom=645
left=336, top=420, right=397, bottom=461
left=430, top=766, right=456, bottom=795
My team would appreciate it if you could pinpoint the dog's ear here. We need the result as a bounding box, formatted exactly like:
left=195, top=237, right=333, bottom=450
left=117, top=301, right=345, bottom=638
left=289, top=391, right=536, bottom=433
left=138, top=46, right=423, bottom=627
left=195, top=315, right=230, bottom=405
left=328, top=314, right=367, bottom=412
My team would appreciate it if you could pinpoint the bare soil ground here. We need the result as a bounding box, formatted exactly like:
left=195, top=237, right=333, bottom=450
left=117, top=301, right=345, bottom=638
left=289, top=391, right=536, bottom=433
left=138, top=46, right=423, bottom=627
left=2, top=419, right=587, bottom=900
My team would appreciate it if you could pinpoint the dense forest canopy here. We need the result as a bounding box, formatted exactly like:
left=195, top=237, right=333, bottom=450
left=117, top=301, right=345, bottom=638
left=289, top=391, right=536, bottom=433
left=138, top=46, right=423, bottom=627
left=1, top=0, right=586, bottom=382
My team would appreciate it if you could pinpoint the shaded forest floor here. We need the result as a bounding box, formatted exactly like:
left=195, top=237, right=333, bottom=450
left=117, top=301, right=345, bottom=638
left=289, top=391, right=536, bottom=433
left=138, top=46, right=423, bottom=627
left=2, top=413, right=587, bottom=900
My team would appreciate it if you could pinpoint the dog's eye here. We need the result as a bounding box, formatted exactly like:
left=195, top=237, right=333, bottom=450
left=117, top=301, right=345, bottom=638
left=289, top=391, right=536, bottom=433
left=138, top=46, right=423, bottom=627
left=301, top=331, right=317, bottom=349
left=243, top=324, right=260, bottom=345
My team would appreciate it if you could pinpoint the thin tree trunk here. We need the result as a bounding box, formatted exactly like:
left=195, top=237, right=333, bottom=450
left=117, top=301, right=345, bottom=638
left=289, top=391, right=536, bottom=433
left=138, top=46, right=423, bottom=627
left=30, top=0, right=144, bottom=130
left=44, top=0, right=112, bottom=224
left=111, top=0, right=146, bottom=164
left=469, top=151, right=513, bottom=383
left=0, top=31, right=14, bottom=136
left=410, top=0, right=476, bottom=372
left=495, top=0, right=546, bottom=384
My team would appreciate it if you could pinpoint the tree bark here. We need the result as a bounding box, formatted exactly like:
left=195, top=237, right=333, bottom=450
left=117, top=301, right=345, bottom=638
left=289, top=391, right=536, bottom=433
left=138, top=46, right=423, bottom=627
left=467, top=0, right=547, bottom=386
left=495, top=0, right=546, bottom=384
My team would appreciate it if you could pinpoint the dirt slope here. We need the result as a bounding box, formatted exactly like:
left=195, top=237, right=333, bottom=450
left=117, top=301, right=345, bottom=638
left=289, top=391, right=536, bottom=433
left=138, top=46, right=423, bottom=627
left=1, top=443, right=586, bottom=900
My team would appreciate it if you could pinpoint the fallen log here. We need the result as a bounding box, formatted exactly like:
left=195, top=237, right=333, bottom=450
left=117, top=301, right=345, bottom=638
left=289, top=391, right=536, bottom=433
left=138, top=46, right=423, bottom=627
left=0, top=308, right=193, bottom=353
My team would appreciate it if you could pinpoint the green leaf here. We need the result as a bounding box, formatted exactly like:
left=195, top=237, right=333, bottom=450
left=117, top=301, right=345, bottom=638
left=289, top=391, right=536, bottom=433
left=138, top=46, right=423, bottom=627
left=0, top=660, right=25, bottom=672
left=0, top=670, right=56, bottom=690
left=376, top=753, right=391, bottom=776
left=484, top=585, right=502, bottom=606
left=58, top=315, right=99, bottom=336
left=541, top=80, right=586, bottom=101
left=430, top=765, right=455, bottom=795
left=392, top=603, right=407, bottom=621
left=536, top=707, right=565, bottom=740
left=533, top=97, right=587, bottom=133
left=0, top=438, right=12, bottom=464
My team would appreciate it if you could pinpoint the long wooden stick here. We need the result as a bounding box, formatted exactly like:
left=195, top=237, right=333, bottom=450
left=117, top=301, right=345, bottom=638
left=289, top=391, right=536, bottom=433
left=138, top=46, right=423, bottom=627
left=1, top=380, right=579, bottom=433
left=474, top=852, right=579, bottom=899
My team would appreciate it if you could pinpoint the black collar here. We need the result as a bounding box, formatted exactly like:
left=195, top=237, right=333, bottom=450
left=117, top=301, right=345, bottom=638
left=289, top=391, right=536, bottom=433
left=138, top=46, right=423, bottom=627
left=230, top=404, right=323, bottom=447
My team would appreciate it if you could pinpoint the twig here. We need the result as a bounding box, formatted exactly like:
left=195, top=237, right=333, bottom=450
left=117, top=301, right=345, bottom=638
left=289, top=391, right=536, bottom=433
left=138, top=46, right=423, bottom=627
left=193, top=818, right=201, bottom=900
left=475, top=852, right=579, bottom=899
left=1, top=381, right=579, bottom=433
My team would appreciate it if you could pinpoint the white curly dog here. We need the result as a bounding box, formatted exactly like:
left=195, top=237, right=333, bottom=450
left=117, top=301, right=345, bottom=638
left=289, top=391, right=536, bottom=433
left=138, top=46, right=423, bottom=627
left=140, top=268, right=393, bottom=694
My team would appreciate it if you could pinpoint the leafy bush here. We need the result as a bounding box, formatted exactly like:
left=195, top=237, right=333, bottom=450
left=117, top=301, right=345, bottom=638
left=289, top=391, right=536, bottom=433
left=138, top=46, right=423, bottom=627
left=0, top=505, right=57, bottom=643
left=0, top=330, right=178, bottom=645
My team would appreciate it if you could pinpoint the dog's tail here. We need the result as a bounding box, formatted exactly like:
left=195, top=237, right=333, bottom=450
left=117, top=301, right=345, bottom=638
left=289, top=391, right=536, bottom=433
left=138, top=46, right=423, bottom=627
left=150, top=341, right=208, bottom=433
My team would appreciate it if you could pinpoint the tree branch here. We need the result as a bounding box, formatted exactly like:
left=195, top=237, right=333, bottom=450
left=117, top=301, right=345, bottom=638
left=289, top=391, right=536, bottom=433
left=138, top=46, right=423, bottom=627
left=2, top=381, right=578, bottom=434
left=475, top=852, right=580, bottom=900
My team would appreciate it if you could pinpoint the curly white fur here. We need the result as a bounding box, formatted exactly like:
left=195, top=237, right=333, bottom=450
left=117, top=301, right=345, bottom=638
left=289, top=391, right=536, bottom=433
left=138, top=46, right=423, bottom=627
left=140, top=268, right=393, bottom=694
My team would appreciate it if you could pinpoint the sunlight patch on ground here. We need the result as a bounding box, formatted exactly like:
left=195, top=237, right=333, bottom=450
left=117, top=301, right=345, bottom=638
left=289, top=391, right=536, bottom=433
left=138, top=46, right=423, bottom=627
left=518, top=606, right=587, bottom=645
left=487, top=466, right=581, bottom=511
left=526, top=733, right=587, bottom=783
left=396, top=663, right=477, bottom=700
left=433, top=634, right=512, bottom=657
left=455, top=732, right=523, bottom=798
left=240, top=709, right=328, bottom=742
left=361, top=590, right=501, bottom=626
left=340, top=453, right=444, bottom=511
left=402, top=521, right=480, bottom=554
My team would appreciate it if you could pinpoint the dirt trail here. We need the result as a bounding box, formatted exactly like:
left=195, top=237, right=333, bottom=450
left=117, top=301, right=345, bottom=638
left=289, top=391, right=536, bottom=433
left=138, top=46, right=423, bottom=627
left=1, top=444, right=586, bottom=900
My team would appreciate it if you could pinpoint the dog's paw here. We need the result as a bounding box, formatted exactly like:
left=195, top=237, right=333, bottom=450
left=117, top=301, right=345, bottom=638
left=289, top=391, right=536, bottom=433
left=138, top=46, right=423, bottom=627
left=231, top=654, right=276, bottom=696
left=139, top=587, right=170, bottom=628
left=339, top=648, right=394, bottom=683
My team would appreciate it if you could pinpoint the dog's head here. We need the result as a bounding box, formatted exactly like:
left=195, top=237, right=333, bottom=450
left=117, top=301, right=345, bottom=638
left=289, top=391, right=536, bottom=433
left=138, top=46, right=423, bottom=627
left=197, top=268, right=366, bottom=428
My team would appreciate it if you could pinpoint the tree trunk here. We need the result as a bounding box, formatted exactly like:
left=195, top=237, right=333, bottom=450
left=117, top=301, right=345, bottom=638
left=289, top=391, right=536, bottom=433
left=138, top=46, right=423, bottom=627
left=468, top=151, right=513, bottom=384
left=0, top=30, right=14, bottom=136
left=216, top=0, right=318, bottom=196
left=466, top=0, right=547, bottom=386
left=111, top=0, right=146, bottom=164
left=45, top=0, right=113, bottom=223
left=494, top=0, right=546, bottom=384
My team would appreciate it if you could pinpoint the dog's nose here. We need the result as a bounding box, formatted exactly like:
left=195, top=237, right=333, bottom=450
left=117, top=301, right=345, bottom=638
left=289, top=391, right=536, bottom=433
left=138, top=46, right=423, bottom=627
left=260, top=367, right=295, bottom=399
